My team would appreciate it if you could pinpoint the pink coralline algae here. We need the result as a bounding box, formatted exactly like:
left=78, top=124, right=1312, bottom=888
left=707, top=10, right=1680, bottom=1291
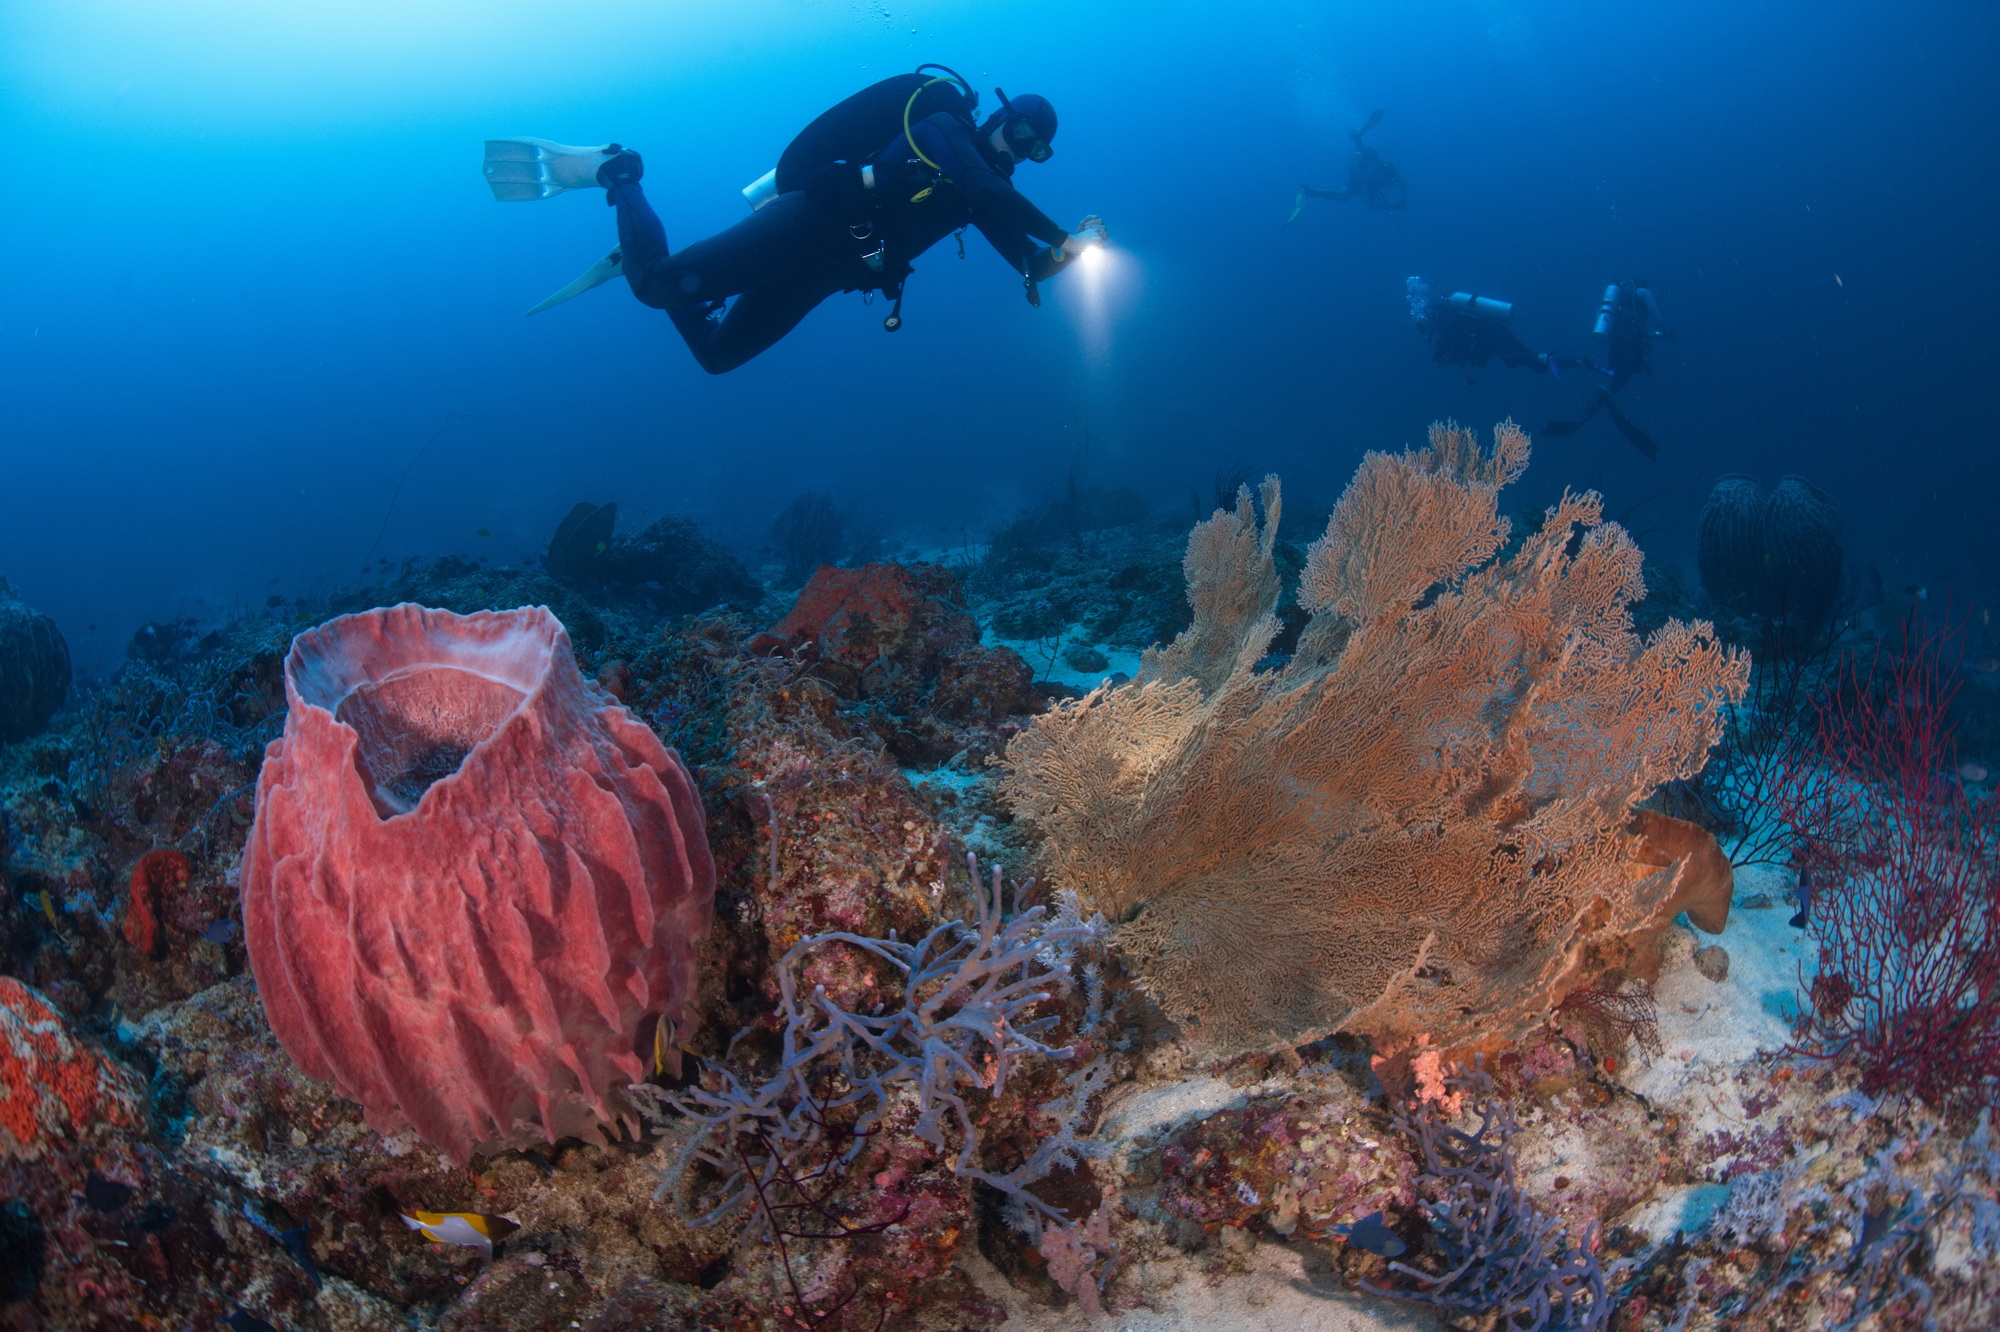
left=0, top=976, right=143, bottom=1160
left=242, top=604, right=715, bottom=1163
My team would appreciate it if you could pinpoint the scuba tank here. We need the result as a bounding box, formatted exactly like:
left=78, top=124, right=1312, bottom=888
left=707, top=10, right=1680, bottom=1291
left=737, top=68, right=978, bottom=206
left=741, top=168, right=779, bottom=211
left=1447, top=292, right=1513, bottom=322
left=1593, top=283, right=1623, bottom=338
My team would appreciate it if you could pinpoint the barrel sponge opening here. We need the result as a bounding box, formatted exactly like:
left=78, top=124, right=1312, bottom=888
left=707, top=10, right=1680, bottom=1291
left=243, top=603, right=714, bottom=1163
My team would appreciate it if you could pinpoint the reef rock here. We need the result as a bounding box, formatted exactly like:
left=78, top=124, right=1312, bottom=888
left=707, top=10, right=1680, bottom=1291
left=752, top=562, right=1037, bottom=763
left=0, top=578, right=70, bottom=742
left=547, top=504, right=761, bottom=614
left=242, top=603, right=715, bottom=1163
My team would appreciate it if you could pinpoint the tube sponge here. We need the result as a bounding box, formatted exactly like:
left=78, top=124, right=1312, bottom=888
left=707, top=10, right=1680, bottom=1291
left=242, top=604, right=713, bottom=1163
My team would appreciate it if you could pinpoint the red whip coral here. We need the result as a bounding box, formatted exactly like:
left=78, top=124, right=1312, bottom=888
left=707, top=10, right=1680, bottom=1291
left=0, top=976, right=143, bottom=1160
left=242, top=603, right=715, bottom=1163
left=1774, top=616, right=2000, bottom=1112
left=123, top=847, right=189, bottom=956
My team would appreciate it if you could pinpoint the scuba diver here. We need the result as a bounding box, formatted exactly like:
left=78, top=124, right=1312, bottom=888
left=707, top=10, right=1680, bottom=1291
left=482, top=68, right=1106, bottom=375
left=1543, top=280, right=1674, bottom=458
left=1406, top=278, right=1586, bottom=381
left=1286, top=109, right=1407, bottom=222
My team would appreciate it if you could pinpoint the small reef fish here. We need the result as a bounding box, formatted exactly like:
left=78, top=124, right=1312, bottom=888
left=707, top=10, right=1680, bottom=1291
left=653, top=1012, right=698, bottom=1076
left=37, top=891, right=59, bottom=927
left=81, top=1172, right=135, bottom=1212
left=477, top=528, right=493, bottom=537
left=402, top=1210, right=520, bottom=1257
left=1331, top=1211, right=1406, bottom=1258
left=241, top=1200, right=322, bottom=1288
left=1960, top=760, right=1992, bottom=783
left=202, top=918, right=242, bottom=945
left=1790, top=867, right=1816, bottom=930
left=1970, top=657, right=2000, bottom=674
left=224, top=1313, right=283, bottom=1332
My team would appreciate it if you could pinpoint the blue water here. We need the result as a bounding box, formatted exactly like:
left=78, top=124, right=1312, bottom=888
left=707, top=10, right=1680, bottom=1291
left=3, top=0, right=1996, bottom=672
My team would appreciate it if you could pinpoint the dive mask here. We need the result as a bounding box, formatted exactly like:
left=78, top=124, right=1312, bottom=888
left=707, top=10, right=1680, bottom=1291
left=1005, top=117, right=1053, bottom=162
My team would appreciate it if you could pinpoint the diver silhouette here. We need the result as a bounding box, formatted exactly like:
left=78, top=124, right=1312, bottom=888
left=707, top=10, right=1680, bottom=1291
left=483, top=68, right=1106, bottom=375
left=1286, top=109, right=1407, bottom=221
left=1544, top=280, right=1674, bottom=458
left=1406, top=278, right=1586, bottom=382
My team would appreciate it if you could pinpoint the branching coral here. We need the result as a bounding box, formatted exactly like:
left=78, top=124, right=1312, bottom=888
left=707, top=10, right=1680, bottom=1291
left=1370, top=1068, right=1608, bottom=1332
left=1000, top=421, right=1749, bottom=1053
left=640, top=854, right=1109, bottom=1236
left=1772, top=616, right=2000, bottom=1113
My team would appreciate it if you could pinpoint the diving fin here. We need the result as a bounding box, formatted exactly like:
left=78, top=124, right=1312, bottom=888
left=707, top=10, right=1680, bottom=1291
left=526, top=248, right=623, bottom=316
left=1285, top=187, right=1307, bottom=226
left=1603, top=397, right=1661, bottom=459
left=1541, top=419, right=1586, bottom=437
left=1357, top=107, right=1386, bottom=136
left=483, top=138, right=619, bottom=202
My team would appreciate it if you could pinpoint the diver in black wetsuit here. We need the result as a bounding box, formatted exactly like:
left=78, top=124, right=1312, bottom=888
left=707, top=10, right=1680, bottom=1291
left=1406, top=278, right=1584, bottom=380
left=1544, top=280, right=1673, bottom=458
left=1287, top=109, right=1407, bottom=221
left=600, top=89, right=1103, bottom=374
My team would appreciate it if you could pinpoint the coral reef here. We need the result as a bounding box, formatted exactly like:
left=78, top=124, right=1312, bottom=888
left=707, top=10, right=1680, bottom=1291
left=244, top=604, right=715, bottom=1162
left=1001, top=421, right=1749, bottom=1054
left=0, top=577, right=71, bottom=742
left=8, top=428, right=2000, bottom=1331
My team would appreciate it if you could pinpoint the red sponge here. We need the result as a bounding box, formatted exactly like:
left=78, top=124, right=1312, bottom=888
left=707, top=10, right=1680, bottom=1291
left=242, top=604, right=712, bottom=1163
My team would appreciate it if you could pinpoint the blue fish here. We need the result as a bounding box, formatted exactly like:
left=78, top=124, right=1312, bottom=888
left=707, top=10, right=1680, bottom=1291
left=81, top=1172, right=135, bottom=1212
left=278, top=1226, right=322, bottom=1289
left=1332, top=1211, right=1406, bottom=1257
left=224, top=1313, right=283, bottom=1332
left=202, top=918, right=241, bottom=945
left=1790, top=867, right=1816, bottom=929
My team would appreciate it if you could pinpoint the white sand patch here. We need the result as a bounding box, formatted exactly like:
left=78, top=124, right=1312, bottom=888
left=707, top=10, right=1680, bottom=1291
left=1617, top=1183, right=1732, bottom=1244
left=961, top=1243, right=1441, bottom=1332
left=987, top=636, right=1147, bottom=690
left=1623, top=861, right=1806, bottom=1104
left=1096, top=1074, right=1261, bottom=1148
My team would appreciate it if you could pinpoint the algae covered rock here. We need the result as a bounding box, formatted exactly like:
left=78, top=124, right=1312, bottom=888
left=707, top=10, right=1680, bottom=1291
left=0, top=578, right=70, bottom=742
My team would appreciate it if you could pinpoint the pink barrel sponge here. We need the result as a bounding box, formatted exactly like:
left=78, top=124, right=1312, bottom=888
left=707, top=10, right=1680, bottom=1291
left=242, top=603, right=713, bottom=1163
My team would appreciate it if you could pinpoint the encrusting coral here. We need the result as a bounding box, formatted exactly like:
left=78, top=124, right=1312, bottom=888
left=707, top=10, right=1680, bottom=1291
left=1000, top=421, right=1750, bottom=1054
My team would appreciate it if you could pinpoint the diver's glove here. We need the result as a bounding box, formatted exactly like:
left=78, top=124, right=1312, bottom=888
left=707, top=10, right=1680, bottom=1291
left=1058, top=215, right=1108, bottom=259
left=596, top=148, right=644, bottom=192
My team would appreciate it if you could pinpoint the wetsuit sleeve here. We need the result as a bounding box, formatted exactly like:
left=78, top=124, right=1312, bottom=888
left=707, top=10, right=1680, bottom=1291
left=913, top=117, right=1070, bottom=274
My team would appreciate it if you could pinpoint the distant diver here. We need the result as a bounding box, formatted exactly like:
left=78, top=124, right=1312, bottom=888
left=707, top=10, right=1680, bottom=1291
left=1543, top=280, right=1674, bottom=458
left=1406, top=278, right=1586, bottom=381
left=1286, top=109, right=1407, bottom=221
left=482, top=66, right=1107, bottom=375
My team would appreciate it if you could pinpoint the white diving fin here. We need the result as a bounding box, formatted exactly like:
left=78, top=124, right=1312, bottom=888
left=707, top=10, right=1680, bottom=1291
left=483, top=138, right=618, bottom=202
left=526, top=249, right=624, bottom=316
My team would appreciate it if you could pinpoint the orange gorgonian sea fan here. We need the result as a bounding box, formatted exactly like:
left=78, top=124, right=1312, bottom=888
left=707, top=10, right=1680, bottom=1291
left=999, top=421, right=1748, bottom=1054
